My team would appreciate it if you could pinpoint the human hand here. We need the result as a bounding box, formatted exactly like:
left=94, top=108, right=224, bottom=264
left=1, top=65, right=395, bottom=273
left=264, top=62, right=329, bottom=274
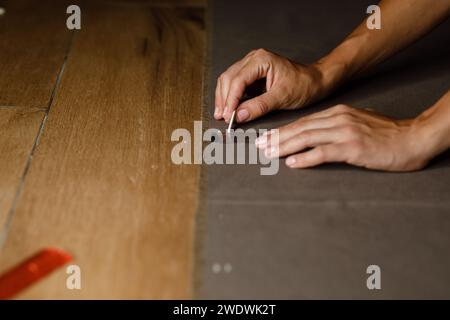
left=255, top=104, right=439, bottom=172
left=214, top=49, right=330, bottom=123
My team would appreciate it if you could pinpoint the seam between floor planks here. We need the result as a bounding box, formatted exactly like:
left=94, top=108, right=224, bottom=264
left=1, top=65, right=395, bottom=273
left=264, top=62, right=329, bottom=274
left=0, top=31, right=76, bottom=249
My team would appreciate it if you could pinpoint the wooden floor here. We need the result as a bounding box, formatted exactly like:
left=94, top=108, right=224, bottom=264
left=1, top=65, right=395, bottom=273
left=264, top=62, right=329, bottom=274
left=0, top=0, right=205, bottom=299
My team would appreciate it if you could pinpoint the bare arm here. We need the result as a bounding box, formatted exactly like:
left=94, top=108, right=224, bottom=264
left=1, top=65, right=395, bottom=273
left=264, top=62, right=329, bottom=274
left=318, top=0, right=450, bottom=92
left=416, top=90, right=450, bottom=156
left=216, top=0, right=450, bottom=123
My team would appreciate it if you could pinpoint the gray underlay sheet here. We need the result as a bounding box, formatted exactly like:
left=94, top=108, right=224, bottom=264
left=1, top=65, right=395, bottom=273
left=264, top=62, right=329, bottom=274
left=196, top=0, right=450, bottom=298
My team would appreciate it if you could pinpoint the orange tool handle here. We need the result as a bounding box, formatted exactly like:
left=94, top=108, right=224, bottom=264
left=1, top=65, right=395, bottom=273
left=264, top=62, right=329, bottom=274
left=0, top=248, right=72, bottom=299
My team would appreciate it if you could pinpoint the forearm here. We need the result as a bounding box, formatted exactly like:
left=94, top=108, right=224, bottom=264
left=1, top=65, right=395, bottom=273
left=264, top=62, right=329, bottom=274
left=416, top=90, right=450, bottom=155
left=315, top=0, right=450, bottom=93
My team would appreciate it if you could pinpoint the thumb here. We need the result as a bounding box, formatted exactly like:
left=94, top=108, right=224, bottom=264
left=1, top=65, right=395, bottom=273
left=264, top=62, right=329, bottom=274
left=235, top=91, right=280, bottom=123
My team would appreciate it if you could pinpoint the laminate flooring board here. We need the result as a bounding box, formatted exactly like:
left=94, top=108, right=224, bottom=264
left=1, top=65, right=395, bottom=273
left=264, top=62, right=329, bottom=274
left=0, top=0, right=74, bottom=108
left=0, top=2, right=205, bottom=299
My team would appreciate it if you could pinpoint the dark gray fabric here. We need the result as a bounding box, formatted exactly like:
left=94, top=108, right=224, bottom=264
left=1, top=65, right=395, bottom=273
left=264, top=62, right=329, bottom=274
left=198, top=0, right=450, bottom=299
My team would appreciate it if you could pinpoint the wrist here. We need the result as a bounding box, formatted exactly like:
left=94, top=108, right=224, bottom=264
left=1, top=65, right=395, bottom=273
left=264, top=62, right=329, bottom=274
left=313, top=31, right=374, bottom=97
left=411, top=111, right=450, bottom=159
left=312, top=57, right=349, bottom=98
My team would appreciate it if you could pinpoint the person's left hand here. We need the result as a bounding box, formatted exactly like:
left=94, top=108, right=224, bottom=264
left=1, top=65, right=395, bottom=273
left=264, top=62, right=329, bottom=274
left=255, top=104, right=434, bottom=172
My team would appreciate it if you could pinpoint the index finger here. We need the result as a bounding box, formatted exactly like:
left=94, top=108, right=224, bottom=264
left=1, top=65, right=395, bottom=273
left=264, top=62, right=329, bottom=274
left=223, top=62, right=270, bottom=122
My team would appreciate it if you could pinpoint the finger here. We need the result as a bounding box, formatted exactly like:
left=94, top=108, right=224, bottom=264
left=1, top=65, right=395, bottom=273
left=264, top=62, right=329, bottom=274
left=267, top=127, right=343, bottom=158
left=223, top=72, right=249, bottom=122
left=221, top=76, right=231, bottom=120
left=262, top=105, right=352, bottom=139
left=274, top=115, right=351, bottom=147
left=218, top=67, right=241, bottom=121
left=285, top=143, right=350, bottom=168
left=219, top=62, right=248, bottom=122
left=235, top=91, right=279, bottom=123
left=223, top=61, right=271, bottom=122
left=214, top=79, right=224, bottom=119
left=301, top=104, right=355, bottom=121
left=255, top=113, right=352, bottom=149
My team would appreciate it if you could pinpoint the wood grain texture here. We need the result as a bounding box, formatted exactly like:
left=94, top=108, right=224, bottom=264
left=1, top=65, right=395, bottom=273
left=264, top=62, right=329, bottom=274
left=0, top=0, right=74, bottom=108
left=0, top=2, right=204, bottom=299
left=0, top=109, right=43, bottom=239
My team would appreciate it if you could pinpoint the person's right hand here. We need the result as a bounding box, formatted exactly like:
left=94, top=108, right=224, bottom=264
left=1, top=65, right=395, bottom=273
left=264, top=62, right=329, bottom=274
left=214, top=48, right=329, bottom=123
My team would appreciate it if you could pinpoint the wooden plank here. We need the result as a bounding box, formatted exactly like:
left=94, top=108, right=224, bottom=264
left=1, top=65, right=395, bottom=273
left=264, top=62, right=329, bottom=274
left=0, top=2, right=205, bottom=299
left=0, top=0, right=73, bottom=108
left=0, top=109, right=43, bottom=239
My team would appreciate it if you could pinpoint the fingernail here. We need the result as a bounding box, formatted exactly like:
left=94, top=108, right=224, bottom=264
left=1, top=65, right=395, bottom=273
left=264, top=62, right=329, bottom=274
left=237, top=109, right=249, bottom=122
left=286, top=157, right=296, bottom=166
left=265, top=146, right=277, bottom=158
left=214, top=108, right=220, bottom=118
left=255, top=136, right=267, bottom=147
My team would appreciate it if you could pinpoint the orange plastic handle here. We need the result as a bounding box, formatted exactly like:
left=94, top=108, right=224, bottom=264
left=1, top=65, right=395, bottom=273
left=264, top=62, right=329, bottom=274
left=0, top=248, right=72, bottom=299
